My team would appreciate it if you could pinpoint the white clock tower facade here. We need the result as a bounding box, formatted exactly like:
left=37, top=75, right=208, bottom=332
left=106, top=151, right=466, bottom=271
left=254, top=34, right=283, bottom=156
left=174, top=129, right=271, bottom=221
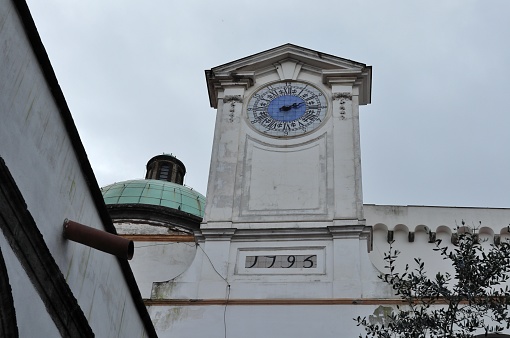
left=149, top=44, right=380, bottom=337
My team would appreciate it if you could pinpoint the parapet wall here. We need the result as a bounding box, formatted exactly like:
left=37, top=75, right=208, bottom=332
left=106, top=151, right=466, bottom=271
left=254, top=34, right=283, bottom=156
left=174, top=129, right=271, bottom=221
left=364, top=204, right=510, bottom=238
left=365, top=204, right=510, bottom=278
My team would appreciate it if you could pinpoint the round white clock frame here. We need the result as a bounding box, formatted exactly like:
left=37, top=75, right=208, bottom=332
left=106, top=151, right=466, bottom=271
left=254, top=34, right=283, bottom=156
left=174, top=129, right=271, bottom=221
left=246, top=81, right=328, bottom=137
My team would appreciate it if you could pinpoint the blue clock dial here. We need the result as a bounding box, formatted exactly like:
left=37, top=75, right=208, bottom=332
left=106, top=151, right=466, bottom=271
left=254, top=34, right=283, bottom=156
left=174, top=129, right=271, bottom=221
left=247, top=81, right=328, bottom=137
left=267, top=95, right=306, bottom=122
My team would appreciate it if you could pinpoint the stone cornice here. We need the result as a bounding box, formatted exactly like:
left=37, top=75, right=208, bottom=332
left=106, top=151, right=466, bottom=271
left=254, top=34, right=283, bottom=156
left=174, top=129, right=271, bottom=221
left=327, top=225, right=373, bottom=252
left=200, top=228, right=237, bottom=241
left=322, top=67, right=372, bottom=105
left=205, top=72, right=254, bottom=108
left=194, top=225, right=372, bottom=245
left=231, top=228, right=332, bottom=242
left=119, top=234, right=195, bottom=242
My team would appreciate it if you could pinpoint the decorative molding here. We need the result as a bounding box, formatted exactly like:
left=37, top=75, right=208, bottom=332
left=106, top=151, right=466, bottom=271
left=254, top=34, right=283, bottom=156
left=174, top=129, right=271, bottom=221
left=333, top=92, right=352, bottom=120
left=223, top=95, right=242, bottom=123
left=387, top=230, right=394, bottom=243
left=0, top=158, right=93, bottom=337
left=274, top=60, right=303, bottom=80
left=332, top=92, right=352, bottom=101
left=144, top=297, right=450, bottom=306
left=232, top=228, right=332, bottom=242
left=374, top=227, right=507, bottom=245
left=360, top=226, right=373, bottom=252
left=206, top=75, right=252, bottom=109
left=408, top=231, right=415, bottom=242
left=328, top=225, right=368, bottom=239
left=428, top=231, right=436, bottom=243
left=200, top=228, right=236, bottom=241
left=120, top=234, right=195, bottom=242
left=322, top=68, right=372, bottom=105
left=223, top=95, right=243, bottom=103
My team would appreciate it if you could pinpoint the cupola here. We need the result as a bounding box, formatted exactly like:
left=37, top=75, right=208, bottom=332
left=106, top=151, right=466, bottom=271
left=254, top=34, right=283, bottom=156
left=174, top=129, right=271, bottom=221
left=145, top=154, right=186, bottom=185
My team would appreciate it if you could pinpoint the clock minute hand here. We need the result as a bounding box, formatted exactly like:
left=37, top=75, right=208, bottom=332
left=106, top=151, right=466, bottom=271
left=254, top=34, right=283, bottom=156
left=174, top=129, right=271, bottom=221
left=279, top=102, right=304, bottom=112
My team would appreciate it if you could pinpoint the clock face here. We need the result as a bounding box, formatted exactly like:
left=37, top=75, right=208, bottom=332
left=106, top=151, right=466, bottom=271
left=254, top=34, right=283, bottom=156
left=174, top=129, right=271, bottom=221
left=246, top=81, right=328, bottom=137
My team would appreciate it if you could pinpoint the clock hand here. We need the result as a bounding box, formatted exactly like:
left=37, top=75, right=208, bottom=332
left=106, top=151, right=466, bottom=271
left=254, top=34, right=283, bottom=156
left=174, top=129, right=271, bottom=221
left=279, top=102, right=305, bottom=112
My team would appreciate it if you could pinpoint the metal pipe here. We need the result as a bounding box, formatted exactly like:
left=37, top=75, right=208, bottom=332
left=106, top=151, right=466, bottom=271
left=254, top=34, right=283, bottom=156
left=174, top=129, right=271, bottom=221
left=63, top=219, right=134, bottom=260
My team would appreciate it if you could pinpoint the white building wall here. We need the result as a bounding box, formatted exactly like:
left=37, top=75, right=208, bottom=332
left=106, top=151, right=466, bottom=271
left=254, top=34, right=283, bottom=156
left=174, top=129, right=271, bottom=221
left=148, top=304, right=376, bottom=338
left=0, top=233, right=61, bottom=338
left=131, top=240, right=197, bottom=298
left=148, top=303, right=510, bottom=338
left=114, top=222, right=199, bottom=298
left=0, top=1, right=153, bottom=336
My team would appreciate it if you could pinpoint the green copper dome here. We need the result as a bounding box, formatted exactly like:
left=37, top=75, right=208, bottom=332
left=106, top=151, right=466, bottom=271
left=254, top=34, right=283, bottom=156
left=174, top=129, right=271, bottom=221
left=101, top=179, right=206, bottom=218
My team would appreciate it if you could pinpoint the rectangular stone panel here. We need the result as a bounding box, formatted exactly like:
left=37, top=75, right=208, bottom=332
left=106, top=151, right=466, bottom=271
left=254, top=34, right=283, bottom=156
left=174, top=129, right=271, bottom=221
left=241, top=136, right=327, bottom=216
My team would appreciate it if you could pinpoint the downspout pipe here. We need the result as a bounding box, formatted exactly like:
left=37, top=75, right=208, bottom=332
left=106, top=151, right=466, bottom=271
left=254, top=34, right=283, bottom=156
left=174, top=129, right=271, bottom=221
left=63, top=219, right=134, bottom=260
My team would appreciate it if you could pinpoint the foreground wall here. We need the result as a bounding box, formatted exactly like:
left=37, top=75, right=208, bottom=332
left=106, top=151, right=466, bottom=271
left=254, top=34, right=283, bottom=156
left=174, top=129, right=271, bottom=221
left=0, top=1, right=156, bottom=336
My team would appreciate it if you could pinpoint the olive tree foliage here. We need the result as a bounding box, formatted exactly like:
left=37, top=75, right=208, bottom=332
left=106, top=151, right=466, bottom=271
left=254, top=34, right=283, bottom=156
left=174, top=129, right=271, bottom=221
left=356, top=222, right=510, bottom=338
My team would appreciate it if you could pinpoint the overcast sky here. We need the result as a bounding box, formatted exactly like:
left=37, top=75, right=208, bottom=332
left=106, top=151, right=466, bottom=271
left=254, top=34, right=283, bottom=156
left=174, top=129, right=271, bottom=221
left=25, top=0, right=510, bottom=208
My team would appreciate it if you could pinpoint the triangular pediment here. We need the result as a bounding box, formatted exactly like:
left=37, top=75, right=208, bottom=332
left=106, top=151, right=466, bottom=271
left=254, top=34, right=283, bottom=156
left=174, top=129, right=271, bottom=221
left=210, top=43, right=367, bottom=74
left=205, top=44, right=372, bottom=107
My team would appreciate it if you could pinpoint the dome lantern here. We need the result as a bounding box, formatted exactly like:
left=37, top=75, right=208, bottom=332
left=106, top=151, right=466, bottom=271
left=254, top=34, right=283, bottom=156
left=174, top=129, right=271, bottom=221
left=145, top=154, right=186, bottom=185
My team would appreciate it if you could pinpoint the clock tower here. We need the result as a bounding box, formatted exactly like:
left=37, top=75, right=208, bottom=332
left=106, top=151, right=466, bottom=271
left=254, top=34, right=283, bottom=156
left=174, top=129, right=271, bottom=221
left=150, top=44, right=374, bottom=336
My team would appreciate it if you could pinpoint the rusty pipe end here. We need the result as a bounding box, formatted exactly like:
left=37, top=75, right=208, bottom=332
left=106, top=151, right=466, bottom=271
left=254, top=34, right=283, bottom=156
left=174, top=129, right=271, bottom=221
left=63, top=219, right=134, bottom=260
left=126, top=240, right=134, bottom=260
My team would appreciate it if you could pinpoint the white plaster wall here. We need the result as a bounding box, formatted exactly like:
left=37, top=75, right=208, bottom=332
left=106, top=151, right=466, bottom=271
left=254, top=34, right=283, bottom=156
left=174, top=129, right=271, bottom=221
left=151, top=236, right=384, bottom=300
left=0, top=2, right=150, bottom=336
left=114, top=221, right=199, bottom=297
left=245, top=141, right=323, bottom=212
left=147, top=304, right=387, bottom=338
left=130, top=240, right=197, bottom=298
left=0, top=233, right=61, bottom=338
left=149, top=304, right=510, bottom=338
left=370, top=227, right=455, bottom=286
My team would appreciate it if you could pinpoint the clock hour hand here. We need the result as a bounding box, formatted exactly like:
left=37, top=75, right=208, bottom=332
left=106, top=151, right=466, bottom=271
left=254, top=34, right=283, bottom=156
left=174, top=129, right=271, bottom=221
left=279, top=102, right=305, bottom=112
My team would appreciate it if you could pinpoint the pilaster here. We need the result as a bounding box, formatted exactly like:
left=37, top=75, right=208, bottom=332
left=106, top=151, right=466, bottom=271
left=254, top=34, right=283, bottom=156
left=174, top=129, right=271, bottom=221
left=203, top=87, right=245, bottom=226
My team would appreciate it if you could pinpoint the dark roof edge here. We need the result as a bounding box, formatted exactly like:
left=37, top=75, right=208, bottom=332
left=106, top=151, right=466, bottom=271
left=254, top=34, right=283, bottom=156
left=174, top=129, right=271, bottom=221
left=11, top=1, right=158, bottom=337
